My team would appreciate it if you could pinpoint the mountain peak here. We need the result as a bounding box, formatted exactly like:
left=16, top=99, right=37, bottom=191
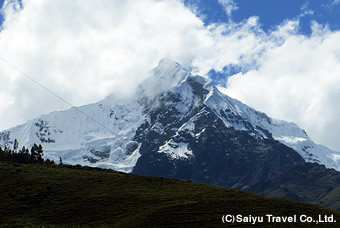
left=140, top=58, right=191, bottom=98
left=157, top=58, right=181, bottom=69
left=153, top=58, right=187, bottom=79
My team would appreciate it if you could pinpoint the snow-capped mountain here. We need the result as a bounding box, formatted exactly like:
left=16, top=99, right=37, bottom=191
left=4, top=58, right=340, bottom=207
left=1, top=58, right=339, bottom=173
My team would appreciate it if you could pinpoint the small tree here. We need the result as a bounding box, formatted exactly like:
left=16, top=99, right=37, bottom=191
left=0, top=146, right=5, bottom=161
left=37, top=144, right=44, bottom=163
left=21, top=146, right=30, bottom=163
left=30, top=144, right=44, bottom=163
left=0, top=141, right=46, bottom=164
left=13, top=139, right=19, bottom=152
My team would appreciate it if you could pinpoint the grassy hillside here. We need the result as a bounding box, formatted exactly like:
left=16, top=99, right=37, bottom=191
left=0, top=162, right=340, bottom=227
left=318, top=186, right=340, bottom=210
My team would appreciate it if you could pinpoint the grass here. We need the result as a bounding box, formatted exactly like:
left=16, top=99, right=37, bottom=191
left=1, top=161, right=340, bottom=227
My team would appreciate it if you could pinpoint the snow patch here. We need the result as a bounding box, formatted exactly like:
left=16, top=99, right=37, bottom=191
left=159, top=141, right=193, bottom=159
left=274, top=136, right=307, bottom=144
left=195, top=128, right=206, bottom=137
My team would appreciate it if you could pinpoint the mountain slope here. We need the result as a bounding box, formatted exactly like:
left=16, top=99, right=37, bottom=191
left=1, top=161, right=339, bottom=228
left=132, top=97, right=340, bottom=207
left=0, top=95, right=144, bottom=172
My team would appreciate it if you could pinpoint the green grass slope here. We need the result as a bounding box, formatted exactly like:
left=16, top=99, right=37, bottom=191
left=0, top=162, right=339, bottom=228
left=318, top=186, right=340, bottom=210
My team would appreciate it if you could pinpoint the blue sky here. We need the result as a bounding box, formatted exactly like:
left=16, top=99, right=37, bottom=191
left=185, top=0, right=340, bottom=33
left=1, top=0, right=340, bottom=151
left=0, top=0, right=4, bottom=24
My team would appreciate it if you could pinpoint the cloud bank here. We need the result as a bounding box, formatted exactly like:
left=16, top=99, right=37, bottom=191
left=0, top=0, right=210, bottom=130
left=225, top=22, right=340, bottom=151
left=1, top=0, right=340, bottom=152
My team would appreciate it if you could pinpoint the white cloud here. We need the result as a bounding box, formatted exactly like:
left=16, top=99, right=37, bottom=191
left=225, top=21, right=340, bottom=151
left=0, top=0, right=212, bottom=130
left=323, top=0, right=340, bottom=9
left=217, top=0, right=238, bottom=19
left=191, top=16, right=271, bottom=75
left=300, top=2, right=314, bottom=17
left=332, top=0, right=340, bottom=5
